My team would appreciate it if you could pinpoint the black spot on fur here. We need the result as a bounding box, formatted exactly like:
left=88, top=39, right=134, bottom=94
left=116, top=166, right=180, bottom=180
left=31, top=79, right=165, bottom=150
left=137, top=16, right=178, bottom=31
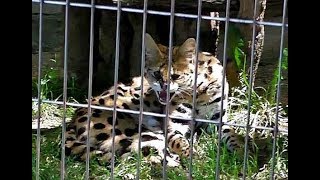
left=131, top=98, right=140, bottom=105
left=107, top=116, right=118, bottom=125
left=94, top=109, right=102, bottom=114
left=124, top=113, right=132, bottom=118
left=141, top=135, right=159, bottom=141
left=124, top=129, right=136, bottom=136
left=134, top=87, right=141, bottom=91
left=73, top=142, right=84, bottom=147
left=171, top=139, right=177, bottom=148
left=208, top=66, right=213, bottom=74
left=99, top=98, right=105, bottom=105
left=134, top=125, right=140, bottom=132
left=222, top=109, right=226, bottom=116
left=153, top=71, right=162, bottom=80
left=185, top=129, right=191, bottom=139
left=80, top=136, right=86, bottom=141
left=107, top=116, right=113, bottom=124
left=172, top=118, right=189, bottom=125
left=119, top=139, right=132, bottom=148
left=76, top=110, right=85, bottom=116
left=211, top=110, right=225, bottom=120
left=92, top=113, right=100, bottom=118
left=122, top=103, right=130, bottom=109
left=176, top=107, right=187, bottom=113
left=78, top=117, right=87, bottom=123
left=171, top=101, right=177, bottom=106
left=196, top=109, right=199, bottom=114
left=117, top=112, right=125, bottom=119
left=171, top=74, right=180, bottom=81
left=118, top=86, right=128, bottom=92
left=110, top=95, right=114, bottom=100
left=117, top=92, right=124, bottom=96
left=182, top=103, right=193, bottom=109
left=96, top=133, right=109, bottom=141
left=66, top=137, right=75, bottom=141
left=144, top=100, right=151, bottom=107
left=223, top=128, right=231, bottom=133
left=66, top=125, right=75, bottom=131
left=204, top=73, right=208, bottom=79
left=93, top=123, right=106, bottom=129
left=153, top=100, right=160, bottom=106
left=168, top=134, right=175, bottom=142
left=208, top=59, right=212, bottom=64
left=176, top=143, right=180, bottom=149
left=65, top=147, right=71, bottom=156
left=112, top=129, right=122, bottom=135
left=225, top=136, right=231, bottom=143
left=142, top=147, right=151, bottom=156
left=199, top=61, right=205, bottom=65
left=213, top=97, right=222, bottom=103
left=133, top=93, right=140, bottom=98
left=77, top=127, right=86, bottom=135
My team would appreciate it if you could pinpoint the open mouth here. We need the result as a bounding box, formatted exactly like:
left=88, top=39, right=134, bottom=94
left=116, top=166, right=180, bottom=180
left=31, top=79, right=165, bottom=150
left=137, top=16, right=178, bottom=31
left=157, top=90, right=175, bottom=105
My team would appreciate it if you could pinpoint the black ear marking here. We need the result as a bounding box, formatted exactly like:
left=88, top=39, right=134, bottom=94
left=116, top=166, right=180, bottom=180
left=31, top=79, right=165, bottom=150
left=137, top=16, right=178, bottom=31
left=171, top=74, right=180, bottom=81
left=153, top=71, right=162, bottom=80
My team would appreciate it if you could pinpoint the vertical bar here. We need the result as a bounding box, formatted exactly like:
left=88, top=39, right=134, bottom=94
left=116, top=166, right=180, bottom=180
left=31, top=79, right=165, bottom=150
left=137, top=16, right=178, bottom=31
left=242, top=0, right=259, bottom=178
left=85, top=0, right=96, bottom=179
left=270, top=0, right=287, bottom=179
left=215, top=0, right=231, bottom=178
left=136, top=0, right=148, bottom=179
left=36, top=0, right=44, bottom=180
left=60, top=0, right=70, bottom=179
left=110, top=0, right=122, bottom=178
left=162, top=0, right=175, bottom=179
left=189, top=0, right=202, bottom=178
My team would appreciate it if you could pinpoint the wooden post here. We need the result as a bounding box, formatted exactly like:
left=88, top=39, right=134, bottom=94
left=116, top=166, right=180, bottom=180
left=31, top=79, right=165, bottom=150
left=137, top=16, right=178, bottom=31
left=237, top=0, right=267, bottom=86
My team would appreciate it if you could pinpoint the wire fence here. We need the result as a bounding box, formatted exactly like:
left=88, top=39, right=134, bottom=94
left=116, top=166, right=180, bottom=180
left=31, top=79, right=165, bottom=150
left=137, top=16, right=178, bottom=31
left=32, top=0, right=288, bottom=179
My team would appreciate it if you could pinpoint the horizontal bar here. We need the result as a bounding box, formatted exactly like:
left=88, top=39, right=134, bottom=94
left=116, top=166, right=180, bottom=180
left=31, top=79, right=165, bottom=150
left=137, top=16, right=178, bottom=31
left=32, top=98, right=288, bottom=134
left=31, top=0, right=288, bottom=28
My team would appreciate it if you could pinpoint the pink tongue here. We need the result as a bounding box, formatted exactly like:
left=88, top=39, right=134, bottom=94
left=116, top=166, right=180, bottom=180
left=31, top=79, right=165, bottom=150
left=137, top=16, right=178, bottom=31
left=159, top=90, right=167, bottom=101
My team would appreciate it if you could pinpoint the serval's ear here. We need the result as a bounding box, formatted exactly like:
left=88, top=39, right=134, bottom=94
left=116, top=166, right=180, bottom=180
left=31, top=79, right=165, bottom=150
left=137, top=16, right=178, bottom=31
left=178, top=38, right=196, bottom=58
left=145, top=33, right=162, bottom=67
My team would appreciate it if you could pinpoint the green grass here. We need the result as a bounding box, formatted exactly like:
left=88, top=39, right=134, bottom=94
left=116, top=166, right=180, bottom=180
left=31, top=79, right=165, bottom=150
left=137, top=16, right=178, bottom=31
left=32, top=58, right=87, bottom=101
left=32, top=121, right=287, bottom=179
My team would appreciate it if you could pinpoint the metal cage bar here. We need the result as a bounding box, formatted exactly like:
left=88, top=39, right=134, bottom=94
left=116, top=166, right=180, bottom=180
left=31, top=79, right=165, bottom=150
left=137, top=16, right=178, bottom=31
left=35, top=0, right=44, bottom=180
left=242, top=0, right=260, bottom=178
left=136, top=0, right=148, bottom=178
left=60, top=0, right=70, bottom=179
left=215, top=0, right=231, bottom=178
left=270, top=0, right=288, bottom=179
left=189, top=0, right=203, bottom=178
left=162, top=0, right=176, bottom=178
left=110, top=0, right=122, bottom=178
left=31, top=0, right=288, bottom=28
left=84, top=0, right=96, bottom=178
left=32, top=98, right=288, bottom=134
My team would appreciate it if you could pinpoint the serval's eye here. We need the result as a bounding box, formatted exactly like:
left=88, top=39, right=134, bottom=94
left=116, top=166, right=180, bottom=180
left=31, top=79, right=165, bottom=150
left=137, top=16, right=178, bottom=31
left=153, top=71, right=162, bottom=80
left=171, top=74, right=180, bottom=81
